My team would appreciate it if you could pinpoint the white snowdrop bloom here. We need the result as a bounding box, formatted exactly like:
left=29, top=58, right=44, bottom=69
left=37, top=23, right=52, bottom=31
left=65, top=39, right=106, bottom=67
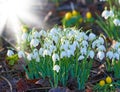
left=98, top=37, right=104, bottom=44
left=39, top=48, right=44, bottom=56
left=109, top=10, right=114, bottom=17
left=80, top=47, right=87, bottom=55
left=97, top=45, right=106, bottom=51
left=69, top=44, right=76, bottom=53
left=67, top=50, right=74, bottom=58
left=27, top=53, right=33, bottom=61
left=82, top=40, right=88, bottom=47
left=21, top=33, right=28, bottom=41
left=52, top=36, right=59, bottom=44
left=78, top=55, right=85, bottom=60
left=106, top=51, right=113, bottom=59
left=50, top=27, right=60, bottom=36
left=97, top=51, right=105, bottom=60
left=113, top=53, right=119, bottom=60
left=114, top=42, right=120, bottom=49
left=18, top=51, right=25, bottom=58
left=92, top=40, right=97, bottom=49
left=30, top=39, right=39, bottom=47
left=60, top=51, right=67, bottom=58
left=7, top=50, right=14, bottom=57
left=49, top=45, right=57, bottom=52
left=52, top=53, right=60, bottom=62
left=88, top=33, right=96, bottom=41
left=33, top=31, right=39, bottom=38
left=113, top=19, right=120, bottom=26
left=39, top=29, right=47, bottom=36
left=43, top=49, right=51, bottom=57
left=53, top=65, right=60, bottom=73
left=79, top=32, right=88, bottom=41
left=89, top=50, right=95, bottom=59
left=101, top=9, right=110, bottom=19
left=33, top=51, right=39, bottom=59
left=73, top=41, right=79, bottom=48
left=117, top=48, right=120, bottom=54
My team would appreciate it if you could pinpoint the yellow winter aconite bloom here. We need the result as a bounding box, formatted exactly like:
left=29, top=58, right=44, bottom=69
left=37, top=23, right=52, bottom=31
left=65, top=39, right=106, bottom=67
left=86, top=12, right=92, bottom=19
left=106, top=76, right=112, bottom=84
left=65, top=12, right=72, bottom=20
left=99, top=80, right=105, bottom=86
left=21, top=25, right=28, bottom=33
left=72, top=10, right=78, bottom=16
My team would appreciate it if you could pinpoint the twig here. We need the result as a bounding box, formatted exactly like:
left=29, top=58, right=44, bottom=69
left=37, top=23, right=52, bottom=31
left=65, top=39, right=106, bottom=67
left=0, top=75, right=12, bottom=92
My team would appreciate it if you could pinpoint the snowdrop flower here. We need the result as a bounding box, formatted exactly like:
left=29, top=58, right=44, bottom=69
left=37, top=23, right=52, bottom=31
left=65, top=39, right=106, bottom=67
left=89, top=50, right=95, bottom=59
left=82, top=40, right=88, bottom=47
left=52, top=53, right=60, bottom=62
left=106, top=51, right=113, bottom=59
left=30, top=39, right=39, bottom=47
left=88, top=33, right=96, bottom=41
left=97, top=45, right=106, bottom=51
left=21, top=33, right=28, bottom=41
left=113, top=19, right=120, bottom=26
left=98, top=37, right=104, bottom=44
left=117, top=48, right=120, bottom=54
left=60, top=51, right=67, bottom=58
left=32, top=50, right=39, bottom=59
left=67, top=50, right=74, bottom=58
left=109, top=10, right=114, bottom=17
left=80, top=47, right=87, bottom=55
left=43, top=49, right=51, bottom=57
left=113, top=53, right=119, bottom=60
left=39, top=48, right=44, bottom=56
left=39, top=29, right=47, bottom=36
left=27, top=53, right=33, bottom=61
left=18, top=51, right=25, bottom=58
left=114, top=42, right=120, bottom=49
left=78, top=55, right=85, bottom=60
left=53, top=65, right=60, bottom=73
left=101, top=8, right=110, bottom=19
left=73, top=41, right=79, bottom=48
left=7, top=50, right=14, bottom=57
left=33, top=31, right=39, bottom=38
left=52, top=35, right=59, bottom=44
left=97, top=51, right=105, bottom=60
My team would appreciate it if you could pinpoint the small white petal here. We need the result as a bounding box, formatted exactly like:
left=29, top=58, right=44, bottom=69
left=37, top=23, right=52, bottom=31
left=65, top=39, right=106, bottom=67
left=21, top=33, right=28, bottom=41
left=52, top=53, right=60, bottom=62
left=78, top=55, right=85, bottom=60
left=106, top=51, right=113, bottom=59
left=97, top=51, right=105, bottom=60
left=89, top=50, right=95, bottom=59
left=7, top=50, right=14, bottom=57
left=53, top=65, right=60, bottom=73
left=27, top=53, right=33, bottom=61
left=113, top=19, right=120, bottom=26
left=30, top=39, right=39, bottom=47
left=18, top=51, right=25, bottom=58
left=88, top=33, right=96, bottom=41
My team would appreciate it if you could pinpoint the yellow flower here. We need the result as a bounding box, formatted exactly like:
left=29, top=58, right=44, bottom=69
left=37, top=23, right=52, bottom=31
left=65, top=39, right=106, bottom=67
left=72, top=10, right=78, bottom=16
left=106, top=76, right=112, bottom=84
left=65, top=12, right=72, bottom=20
left=21, top=25, right=28, bottom=33
left=86, top=12, right=92, bottom=19
left=79, top=18, right=83, bottom=23
left=99, top=80, right=105, bottom=86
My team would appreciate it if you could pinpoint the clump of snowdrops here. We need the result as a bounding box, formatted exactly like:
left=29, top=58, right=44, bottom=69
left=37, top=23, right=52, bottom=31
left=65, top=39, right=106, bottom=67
left=7, top=26, right=108, bottom=89
left=97, top=0, right=120, bottom=41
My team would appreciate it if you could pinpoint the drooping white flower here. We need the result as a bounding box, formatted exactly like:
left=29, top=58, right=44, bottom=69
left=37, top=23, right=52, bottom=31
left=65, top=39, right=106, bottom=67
left=113, top=19, right=120, bottom=26
left=101, top=9, right=110, bottom=19
left=52, top=53, right=60, bottom=62
left=82, top=40, right=88, bottom=47
left=80, top=47, right=87, bottom=55
left=53, top=65, right=60, bottom=73
left=89, top=50, right=95, bottom=59
left=18, top=51, right=25, bottom=58
left=78, top=55, right=85, bottom=60
left=32, top=49, right=39, bottom=59
left=97, top=51, right=105, bottom=60
left=67, top=50, right=74, bottom=58
left=43, top=49, right=51, bottom=57
left=39, top=29, right=47, bottom=37
left=97, top=45, right=106, bottom=51
left=109, top=10, right=114, bottom=17
left=88, top=33, right=96, bottom=41
left=7, top=50, right=14, bottom=57
left=113, top=53, right=119, bottom=60
left=114, top=42, right=120, bottom=49
left=27, top=53, right=33, bottom=61
left=98, top=37, right=104, bottom=44
left=60, top=51, right=67, bottom=58
left=30, top=39, right=39, bottom=47
left=106, top=51, right=113, bottom=59
left=21, top=33, right=28, bottom=41
left=33, top=31, right=39, bottom=38
left=39, top=48, right=44, bottom=56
